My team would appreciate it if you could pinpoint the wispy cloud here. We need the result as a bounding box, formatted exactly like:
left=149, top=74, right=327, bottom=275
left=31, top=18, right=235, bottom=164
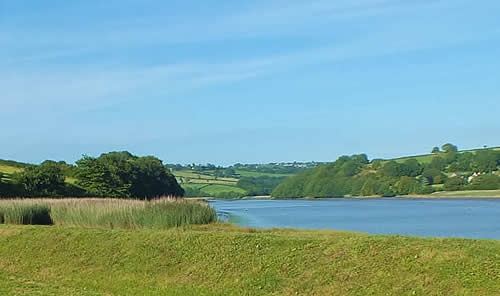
left=0, top=0, right=459, bottom=63
left=1, top=0, right=499, bottom=116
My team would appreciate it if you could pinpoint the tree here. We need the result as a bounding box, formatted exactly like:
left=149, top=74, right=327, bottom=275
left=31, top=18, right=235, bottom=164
left=473, top=150, right=499, bottom=173
left=129, top=156, right=184, bottom=198
left=402, top=159, right=423, bottom=177
left=431, top=147, right=440, bottom=153
left=76, top=152, right=184, bottom=199
left=470, top=174, right=500, bottom=190
left=443, top=176, right=466, bottom=191
left=351, top=154, right=369, bottom=165
left=441, top=143, right=458, bottom=153
left=14, top=161, right=66, bottom=197
left=448, top=152, right=474, bottom=172
left=395, top=176, right=421, bottom=195
left=422, top=168, right=446, bottom=185
left=381, top=161, right=404, bottom=177
left=427, top=157, right=446, bottom=170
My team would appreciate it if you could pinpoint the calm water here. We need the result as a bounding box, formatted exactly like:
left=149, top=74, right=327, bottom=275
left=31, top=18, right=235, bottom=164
left=209, top=198, right=500, bottom=239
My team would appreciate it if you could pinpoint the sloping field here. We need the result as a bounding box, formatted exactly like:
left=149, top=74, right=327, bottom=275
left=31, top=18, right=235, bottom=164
left=235, top=169, right=295, bottom=178
left=0, top=165, right=23, bottom=175
left=0, top=224, right=498, bottom=295
left=392, top=147, right=500, bottom=164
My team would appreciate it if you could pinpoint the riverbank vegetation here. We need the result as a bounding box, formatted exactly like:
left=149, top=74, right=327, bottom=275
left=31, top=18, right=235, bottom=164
left=273, top=144, right=500, bottom=198
left=0, top=198, right=216, bottom=229
left=0, top=224, right=498, bottom=295
left=2, top=145, right=500, bottom=199
left=0, top=151, right=183, bottom=198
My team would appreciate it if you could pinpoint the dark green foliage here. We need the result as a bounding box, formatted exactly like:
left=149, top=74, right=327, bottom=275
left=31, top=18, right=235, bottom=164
left=76, top=152, right=183, bottom=199
left=431, top=146, right=440, bottom=153
left=448, top=152, right=474, bottom=172
left=402, top=159, right=424, bottom=177
left=272, top=170, right=312, bottom=198
left=473, top=150, right=499, bottom=173
left=13, top=161, right=66, bottom=197
left=381, top=160, right=422, bottom=178
left=184, top=186, right=207, bottom=197
left=394, top=177, right=422, bottom=195
left=441, top=143, right=458, bottom=153
left=421, top=168, right=446, bottom=185
left=273, top=155, right=395, bottom=198
left=469, top=174, right=500, bottom=190
left=444, top=176, right=467, bottom=191
left=271, top=146, right=500, bottom=198
left=427, top=156, right=447, bottom=170
left=237, top=176, right=286, bottom=196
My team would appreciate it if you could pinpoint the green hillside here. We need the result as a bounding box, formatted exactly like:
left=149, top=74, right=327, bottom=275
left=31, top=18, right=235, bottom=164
left=392, top=146, right=500, bottom=164
left=273, top=145, right=500, bottom=198
left=1, top=224, right=499, bottom=295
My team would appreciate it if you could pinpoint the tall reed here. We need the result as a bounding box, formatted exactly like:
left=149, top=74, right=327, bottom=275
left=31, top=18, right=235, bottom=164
left=0, top=198, right=216, bottom=229
left=0, top=201, right=53, bottom=225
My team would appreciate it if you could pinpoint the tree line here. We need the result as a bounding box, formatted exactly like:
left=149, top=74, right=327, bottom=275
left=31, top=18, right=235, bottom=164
left=272, top=144, right=500, bottom=198
left=0, top=151, right=183, bottom=199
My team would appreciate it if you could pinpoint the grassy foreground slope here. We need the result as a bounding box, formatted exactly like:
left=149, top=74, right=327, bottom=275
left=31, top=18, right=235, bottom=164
left=1, top=225, right=499, bottom=295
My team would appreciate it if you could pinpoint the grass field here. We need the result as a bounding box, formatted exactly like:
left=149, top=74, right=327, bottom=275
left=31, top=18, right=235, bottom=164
left=392, top=146, right=500, bottom=164
left=234, top=169, right=294, bottom=178
left=0, top=224, right=498, bottom=295
left=0, top=165, right=23, bottom=175
left=183, top=183, right=247, bottom=197
left=199, top=184, right=247, bottom=195
left=174, top=170, right=238, bottom=182
left=173, top=170, right=239, bottom=187
left=429, top=189, right=500, bottom=197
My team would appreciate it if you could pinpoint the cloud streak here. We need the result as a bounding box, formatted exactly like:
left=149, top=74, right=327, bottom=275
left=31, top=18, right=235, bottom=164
left=1, top=0, right=499, bottom=116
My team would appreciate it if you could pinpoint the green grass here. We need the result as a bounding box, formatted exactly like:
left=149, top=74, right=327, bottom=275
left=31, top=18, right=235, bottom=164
left=0, top=164, right=23, bottom=175
left=392, top=146, right=500, bottom=164
left=393, top=154, right=436, bottom=164
left=0, top=224, right=498, bottom=295
left=430, top=189, right=500, bottom=197
left=0, top=198, right=216, bottom=229
left=200, top=184, right=247, bottom=195
left=174, top=170, right=238, bottom=182
left=183, top=183, right=248, bottom=198
left=235, top=169, right=294, bottom=177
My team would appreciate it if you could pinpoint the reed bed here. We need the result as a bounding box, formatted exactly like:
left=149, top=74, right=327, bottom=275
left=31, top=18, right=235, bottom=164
left=0, top=197, right=217, bottom=229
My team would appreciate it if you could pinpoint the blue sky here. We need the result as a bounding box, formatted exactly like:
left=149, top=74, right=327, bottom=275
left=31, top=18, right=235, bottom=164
left=1, top=0, right=499, bottom=165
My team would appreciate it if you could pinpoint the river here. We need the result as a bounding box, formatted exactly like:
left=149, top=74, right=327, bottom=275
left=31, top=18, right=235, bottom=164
left=209, top=198, right=500, bottom=239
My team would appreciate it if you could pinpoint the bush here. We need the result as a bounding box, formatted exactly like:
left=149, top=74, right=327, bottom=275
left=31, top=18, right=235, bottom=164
left=444, top=176, right=467, bottom=191
left=470, top=174, right=500, bottom=190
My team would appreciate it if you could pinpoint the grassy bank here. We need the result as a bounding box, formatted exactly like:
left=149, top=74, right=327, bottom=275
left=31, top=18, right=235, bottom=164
left=402, top=189, right=500, bottom=198
left=0, top=224, right=499, bottom=295
left=0, top=198, right=216, bottom=229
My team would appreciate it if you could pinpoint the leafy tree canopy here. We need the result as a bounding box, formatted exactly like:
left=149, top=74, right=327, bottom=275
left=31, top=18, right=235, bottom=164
left=441, top=143, right=458, bottom=153
left=13, top=161, right=66, bottom=197
left=75, top=151, right=183, bottom=199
